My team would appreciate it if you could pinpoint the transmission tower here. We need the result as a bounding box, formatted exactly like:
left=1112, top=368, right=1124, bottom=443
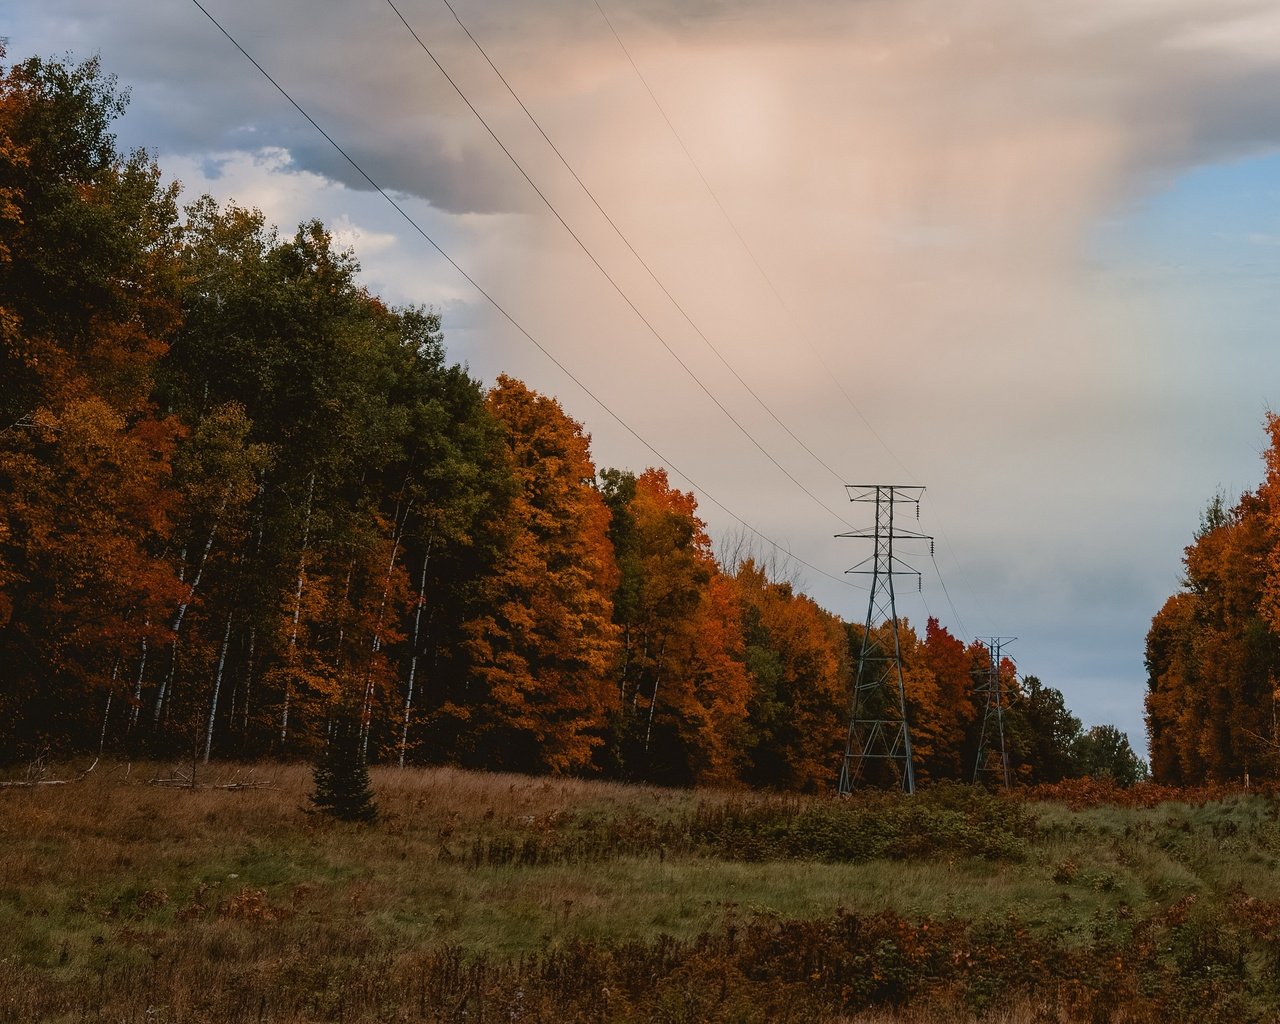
left=972, top=636, right=1016, bottom=789
left=837, top=485, right=932, bottom=795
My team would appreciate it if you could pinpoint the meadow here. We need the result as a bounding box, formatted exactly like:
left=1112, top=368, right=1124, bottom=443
left=2, top=762, right=1279, bottom=1022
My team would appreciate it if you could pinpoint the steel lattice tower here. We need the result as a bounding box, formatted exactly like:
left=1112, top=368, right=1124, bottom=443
left=837, top=485, right=931, bottom=795
left=972, top=636, right=1016, bottom=789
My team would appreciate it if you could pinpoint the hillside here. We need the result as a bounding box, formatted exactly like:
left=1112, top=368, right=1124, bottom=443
left=3, top=762, right=1279, bottom=1022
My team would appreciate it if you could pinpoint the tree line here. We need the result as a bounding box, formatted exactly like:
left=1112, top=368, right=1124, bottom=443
left=0, top=52, right=1139, bottom=788
left=1146, top=414, right=1280, bottom=785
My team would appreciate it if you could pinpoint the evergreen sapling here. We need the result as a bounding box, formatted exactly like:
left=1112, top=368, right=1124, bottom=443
left=310, top=714, right=377, bottom=822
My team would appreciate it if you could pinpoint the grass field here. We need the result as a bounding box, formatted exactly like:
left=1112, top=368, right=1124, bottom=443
left=3, top=761, right=1279, bottom=1022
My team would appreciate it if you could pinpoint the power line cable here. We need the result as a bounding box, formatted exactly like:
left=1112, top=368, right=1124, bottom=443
left=929, top=549, right=970, bottom=642
left=381, top=0, right=855, bottom=530
left=187, top=0, right=856, bottom=593
left=594, top=2, right=1002, bottom=642
left=592, top=0, right=908, bottom=476
left=427, top=0, right=989, bottom=644
left=427, top=0, right=1001, bottom=649
left=195, top=0, right=991, bottom=641
left=433, top=0, right=849, bottom=487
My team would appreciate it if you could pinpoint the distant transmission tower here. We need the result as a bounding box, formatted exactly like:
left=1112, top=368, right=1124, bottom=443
left=837, top=485, right=932, bottom=795
left=972, top=636, right=1016, bottom=789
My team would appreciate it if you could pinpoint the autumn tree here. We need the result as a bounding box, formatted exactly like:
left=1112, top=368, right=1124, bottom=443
left=906, top=618, right=975, bottom=780
left=735, top=559, right=850, bottom=791
left=601, top=468, right=749, bottom=785
left=0, top=53, right=185, bottom=757
left=0, top=48, right=1101, bottom=788
left=448, top=376, right=620, bottom=773
left=1146, top=470, right=1279, bottom=784
left=1145, top=593, right=1199, bottom=784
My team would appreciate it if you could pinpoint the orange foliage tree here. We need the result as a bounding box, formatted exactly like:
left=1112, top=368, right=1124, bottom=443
left=453, top=376, right=620, bottom=773
left=2, top=49, right=1101, bottom=788
left=1146, top=417, right=1280, bottom=784
left=603, top=468, right=749, bottom=785
left=915, top=617, right=979, bottom=780
left=0, top=54, right=186, bottom=754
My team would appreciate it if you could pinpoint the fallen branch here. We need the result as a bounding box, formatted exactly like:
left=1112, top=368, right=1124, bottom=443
left=148, top=764, right=194, bottom=788
left=213, top=766, right=278, bottom=791
left=0, top=755, right=97, bottom=789
left=147, top=765, right=277, bottom=791
left=0, top=779, right=67, bottom=789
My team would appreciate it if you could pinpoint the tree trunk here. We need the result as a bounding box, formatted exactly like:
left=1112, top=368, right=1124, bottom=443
left=204, top=610, right=234, bottom=763
left=281, top=472, right=316, bottom=746
left=644, top=638, right=668, bottom=751
left=241, top=624, right=256, bottom=739
left=400, top=540, right=432, bottom=768
left=99, top=657, right=120, bottom=754
left=128, top=625, right=150, bottom=730
left=361, top=498, right=412, bottom=758
left=619, top=624, right=631, bottom=702
left=154, top=494, right=228, bottom=726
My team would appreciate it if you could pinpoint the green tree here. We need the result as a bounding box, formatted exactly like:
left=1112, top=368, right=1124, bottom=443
left=1072, top=724, right=1148, bottom=786
left=310, top=711, right=377, bottom=822
left=1017, top=675, right=1082, bottom=784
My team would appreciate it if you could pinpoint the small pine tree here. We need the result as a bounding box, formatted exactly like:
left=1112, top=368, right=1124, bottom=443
left=310, top=713, right=377, bottom=822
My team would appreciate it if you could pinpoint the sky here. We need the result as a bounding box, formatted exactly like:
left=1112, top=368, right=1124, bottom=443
left=11, top=0, right=1280, bottom=756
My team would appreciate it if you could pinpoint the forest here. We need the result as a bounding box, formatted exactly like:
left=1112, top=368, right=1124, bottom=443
left=0, top=51, right=1147, bottom=791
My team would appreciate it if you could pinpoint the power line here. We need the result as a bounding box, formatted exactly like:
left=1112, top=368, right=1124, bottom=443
left=421, top=0, right=1002, bottom=652
left=929, top=548, right=970, bottom=642
left=593, top=0, right=996, bottom=638
left=413, top=0, right=997, bottom=651
left=593, top=3, right=1015, bottom=662
left=434, top=0, right=849, bottom=488
left=187, top=0, right=856, bottom=594
left=592, top=0, right=908, bottom=477
left=193, top=0, right=995, bottom=646
left=434, top=0, right=990, bottom=648
left=382, top=0, right=855, bottom=530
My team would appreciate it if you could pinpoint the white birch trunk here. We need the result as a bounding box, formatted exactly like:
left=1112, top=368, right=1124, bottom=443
left=280, top=472, right=315, bottom=745
left=361, top=498, right=412, bottom=759
left=332, top=556, right=356, bottom=667
left=203, top=610, right=234, bottom=763
left=239, top=624, right=255, bottom=737
left=100, top=657, right=120, bottom=754
left=128, top=623, right=151, bottom=730
left=154, top=494, right=228, bottom=726
left=400, top=541, right=432, bottom=768
left=644, top=639, right=668, bottom=751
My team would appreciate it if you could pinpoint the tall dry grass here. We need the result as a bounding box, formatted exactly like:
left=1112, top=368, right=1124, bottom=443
left=2, top=760, right=1278, bottom=1022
